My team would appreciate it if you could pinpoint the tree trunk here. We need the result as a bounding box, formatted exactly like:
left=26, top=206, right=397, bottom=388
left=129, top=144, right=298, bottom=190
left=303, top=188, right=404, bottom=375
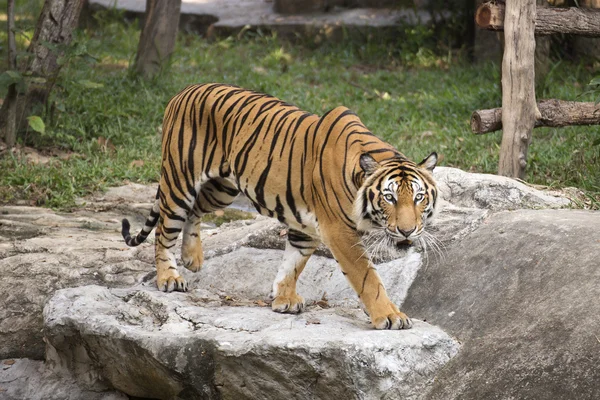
left=134, top=0, right=182, bottom=79
left=4, top=0, right=18, bottom=147
left=0, top=0, right=85, bottom=135
left=476, top=2, right=600, bottom=36
left=498, top=0, right=539, bottom=178
left=472, top=100, right=600, bottom=134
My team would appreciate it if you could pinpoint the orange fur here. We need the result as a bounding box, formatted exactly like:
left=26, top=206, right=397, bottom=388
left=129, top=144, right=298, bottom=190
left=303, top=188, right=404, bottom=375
left=122, top=84, right=438, bottom=329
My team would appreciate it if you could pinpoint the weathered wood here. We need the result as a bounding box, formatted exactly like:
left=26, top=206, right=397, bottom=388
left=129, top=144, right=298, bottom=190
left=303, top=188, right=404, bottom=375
left=498, top=0, right=538, bottom=179
left=4, top=0, right=17, bottom=147
left=472, top=100, right=600, bottom=134
left=476, top=2, right=600, bottom=37
left=470, top=108, right=503, bottom=134
left=134, top=0, right=182, bottom=78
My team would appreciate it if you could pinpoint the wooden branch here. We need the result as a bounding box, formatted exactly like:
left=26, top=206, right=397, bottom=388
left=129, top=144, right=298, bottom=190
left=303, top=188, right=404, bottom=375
left=476, top=2, right=600, bottom=37
left=472, top=100, right=600, bottom=134
left=498, top=0, right=538, bottom=179
left=471, top=108, right=503, bottom=134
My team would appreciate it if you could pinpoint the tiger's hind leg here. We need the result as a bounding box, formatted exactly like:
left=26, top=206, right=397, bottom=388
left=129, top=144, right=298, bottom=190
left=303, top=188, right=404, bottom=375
left=182, top=178, right=240, bottom=272
left=271, top=229, right=319, bottom=314
left=155, top=188, right=191, bottom=292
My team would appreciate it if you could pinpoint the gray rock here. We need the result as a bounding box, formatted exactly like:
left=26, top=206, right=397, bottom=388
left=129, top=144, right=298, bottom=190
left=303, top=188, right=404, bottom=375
left=0, top=205, right=156, bottom=359
left=43, top=285, right=460, bottom=400
left=0, top=167, right=570, bottom=361
left=0, top=358, right=126, bottom=400
left=402, top=209, right=600, bottom=400
left=188, top=245, right=422, bottom=308
left=433, top=167, right=571, bottom=210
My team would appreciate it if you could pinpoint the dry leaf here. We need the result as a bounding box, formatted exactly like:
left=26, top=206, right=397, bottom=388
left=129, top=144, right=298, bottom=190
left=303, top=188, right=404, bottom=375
left=255, top=300, right=267, bottom=307
left=316, top=292, right=330, bottom=309
left=97, top=137, right=116, bottom=153
left=3, top=359, right=15, bottom=365
left=130, top=160, right=144, bottom=168
left=214, top=210, right=225, bottom=217
left=306, top=318, right=321, bottom=325
left=279, top=229, right=288, bottom=237
left=24, top=147, right=51, bottom=165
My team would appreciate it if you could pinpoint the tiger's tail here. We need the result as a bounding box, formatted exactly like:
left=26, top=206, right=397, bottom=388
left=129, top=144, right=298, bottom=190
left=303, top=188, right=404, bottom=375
left=121, top=189, right=160, bottom=247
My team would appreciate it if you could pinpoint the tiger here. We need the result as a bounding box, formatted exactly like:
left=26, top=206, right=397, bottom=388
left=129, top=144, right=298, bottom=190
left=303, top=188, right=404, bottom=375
left=121, top=83, right=438, bottom=330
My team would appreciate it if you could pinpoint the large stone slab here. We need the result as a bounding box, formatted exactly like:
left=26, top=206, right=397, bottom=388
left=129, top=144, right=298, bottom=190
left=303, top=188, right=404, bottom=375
left=0, top=167, right=570, bottom=360
left=43, top=285, right=460, bottom=400
left=402, top=209, right=600, bottom=399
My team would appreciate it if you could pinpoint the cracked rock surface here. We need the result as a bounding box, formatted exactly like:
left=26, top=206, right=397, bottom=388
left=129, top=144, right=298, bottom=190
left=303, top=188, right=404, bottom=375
left=43, top=285, right=460, bottom=400
left=0, top=166, right=577, bottom=399
left=0, top=358, right=126, bottom=400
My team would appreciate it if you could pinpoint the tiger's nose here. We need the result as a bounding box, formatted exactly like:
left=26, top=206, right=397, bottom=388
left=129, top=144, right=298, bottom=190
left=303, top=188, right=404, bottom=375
left=397, top=227, right=415, bottom=238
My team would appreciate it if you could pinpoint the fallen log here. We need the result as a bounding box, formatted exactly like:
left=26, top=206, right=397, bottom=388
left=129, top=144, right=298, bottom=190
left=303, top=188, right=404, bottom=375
left=476, top=2, right=600, bottom=37
left=471, top=100, right=600, bottom=134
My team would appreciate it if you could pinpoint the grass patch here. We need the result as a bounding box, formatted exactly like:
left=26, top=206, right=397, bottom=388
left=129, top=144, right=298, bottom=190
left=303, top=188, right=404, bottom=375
left=202, top=209, right=256, bottom=227
left=0, top=7, right=598, bottom=209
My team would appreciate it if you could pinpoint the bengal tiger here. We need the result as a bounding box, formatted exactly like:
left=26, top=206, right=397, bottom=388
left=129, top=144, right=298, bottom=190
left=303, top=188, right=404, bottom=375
left=122, top=83, right=438, bottom=330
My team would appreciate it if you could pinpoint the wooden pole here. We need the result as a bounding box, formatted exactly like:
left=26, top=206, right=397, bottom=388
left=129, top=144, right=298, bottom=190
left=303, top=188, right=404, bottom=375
left=476, top=2, right=600, bottom=37
left=4, top=0, right=17, bottom=147
left=498, top=0, right=539, bottom=178
left=471, top=100, right=600, bottom=134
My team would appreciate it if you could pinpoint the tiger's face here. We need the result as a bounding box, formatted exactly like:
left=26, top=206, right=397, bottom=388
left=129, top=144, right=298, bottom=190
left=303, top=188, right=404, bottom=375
left=354, top=153, right=438, bottom=246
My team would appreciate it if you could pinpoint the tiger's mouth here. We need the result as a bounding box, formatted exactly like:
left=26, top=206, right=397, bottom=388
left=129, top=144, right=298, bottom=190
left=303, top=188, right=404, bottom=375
left=395, top=239, right=413, bottom=249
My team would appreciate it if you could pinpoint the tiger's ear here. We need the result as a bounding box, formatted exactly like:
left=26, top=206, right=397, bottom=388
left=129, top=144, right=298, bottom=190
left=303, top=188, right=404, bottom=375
left=418, top=152, right=438, bottom=172
left=359, top=153, right=380, bottom=177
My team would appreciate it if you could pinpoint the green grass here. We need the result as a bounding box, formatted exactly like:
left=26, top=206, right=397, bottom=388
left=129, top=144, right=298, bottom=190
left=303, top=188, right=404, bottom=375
left=0, top=6, right=599, bottom=209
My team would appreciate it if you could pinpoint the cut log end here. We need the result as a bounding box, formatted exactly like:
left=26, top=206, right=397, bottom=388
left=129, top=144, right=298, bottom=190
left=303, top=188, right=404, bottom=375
left=475, top=2, right=505, bottom=31
left=471, top=108, right=503, bottom=135
left=475, top=3, right=492, bottom=29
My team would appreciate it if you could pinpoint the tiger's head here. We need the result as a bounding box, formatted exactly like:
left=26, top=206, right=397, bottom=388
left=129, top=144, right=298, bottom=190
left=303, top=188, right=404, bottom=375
left=354, top=152, right=438, bottom=247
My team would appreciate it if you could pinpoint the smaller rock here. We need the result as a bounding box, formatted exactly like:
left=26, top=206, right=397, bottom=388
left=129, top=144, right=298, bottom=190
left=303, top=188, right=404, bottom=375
left=433, top=167, right=571, bottom=210
left=0, top=358, right=126, bottom=400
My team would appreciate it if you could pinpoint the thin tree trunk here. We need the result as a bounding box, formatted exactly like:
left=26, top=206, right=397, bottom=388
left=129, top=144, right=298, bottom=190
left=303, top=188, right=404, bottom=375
left=0, top=0, right=85, bottom=134
left=4, top=0, right=18, bottom=147
left=498, top=0, right=539, bottom=178
left=134, top=0, right=182, bottom=79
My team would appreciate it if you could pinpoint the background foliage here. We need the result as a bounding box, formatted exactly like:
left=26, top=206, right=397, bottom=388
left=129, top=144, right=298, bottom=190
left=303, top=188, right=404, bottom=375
left=0, top=1, right=598, bottom=208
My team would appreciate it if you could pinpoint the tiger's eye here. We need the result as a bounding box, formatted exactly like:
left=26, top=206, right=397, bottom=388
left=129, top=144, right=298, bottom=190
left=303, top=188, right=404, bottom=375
left=384, top=193, right=395, bottom=203
left=415, top=193, right=424, bottom=202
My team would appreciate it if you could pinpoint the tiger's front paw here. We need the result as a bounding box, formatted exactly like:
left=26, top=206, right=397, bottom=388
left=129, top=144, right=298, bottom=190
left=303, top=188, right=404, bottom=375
left=157, top=271, right=188, bottom=292
left=371, top=311, right=413, bottom=330
left=271, top=294, right=305, bottom=314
